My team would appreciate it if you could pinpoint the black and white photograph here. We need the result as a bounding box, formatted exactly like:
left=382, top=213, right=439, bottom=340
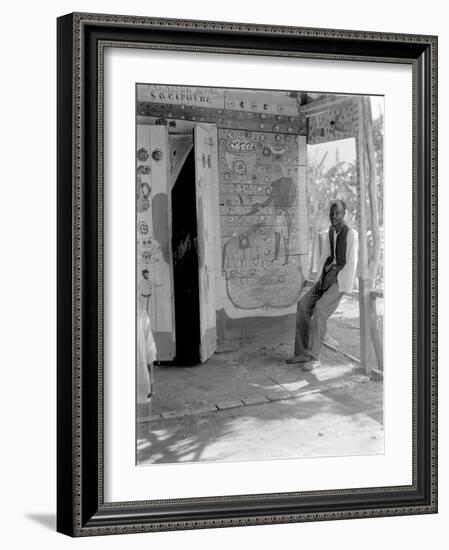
left=135, top=84, right=385, bottom=465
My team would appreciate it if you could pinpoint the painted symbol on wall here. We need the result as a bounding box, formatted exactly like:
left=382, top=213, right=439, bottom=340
left=233, top=159, right=247, bottom=175
left=138, top=268, right=153, bottom=314
left=224, top=133, right=257, bottom=177
left=266, top=143, right=288, bottom=155
left=136, top=181, right=151, bottom=212
left=138, top=237, right=161, bottom=267
left=151, top=148, right=163, bottom=161
left=137, top=147, right=150, bottom=162
left=137, top=164, right=151, bottom=175
left=138, top=221, right=149, bottom=235
left=329, top=113, right=355, bottom=137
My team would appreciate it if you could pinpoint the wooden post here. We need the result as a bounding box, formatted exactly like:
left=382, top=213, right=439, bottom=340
left=355, top=99, right=372, bottom=375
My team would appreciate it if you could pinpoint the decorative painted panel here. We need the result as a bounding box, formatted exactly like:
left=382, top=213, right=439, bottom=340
left=307, top=100, right=359, bottom=144
left=136, top=125, right=175, bottom=360
left=218, top=129, right=308, bottom=312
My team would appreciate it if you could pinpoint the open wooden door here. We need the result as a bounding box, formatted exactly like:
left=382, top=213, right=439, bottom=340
left=136, top=124, right=175, bottom=361
left=194, top=124, right=219, bottom=362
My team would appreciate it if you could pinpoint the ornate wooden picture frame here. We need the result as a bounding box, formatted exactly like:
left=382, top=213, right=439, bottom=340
left=57, top=12, right=437, bottom=536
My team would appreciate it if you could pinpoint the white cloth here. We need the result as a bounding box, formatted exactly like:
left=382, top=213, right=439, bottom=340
left=316, top=227, right=359, bottom=294
left=137, top=309, right=157, bottom=403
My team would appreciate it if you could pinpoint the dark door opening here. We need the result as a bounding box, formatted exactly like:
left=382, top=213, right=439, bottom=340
left=171, top=148, right=201, bottom=365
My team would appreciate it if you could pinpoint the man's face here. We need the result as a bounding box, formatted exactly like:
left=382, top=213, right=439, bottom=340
left=329, top=202, right=345, bottom=228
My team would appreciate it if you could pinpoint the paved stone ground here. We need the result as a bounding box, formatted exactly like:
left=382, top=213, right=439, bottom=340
left=137, top=379, right=383, bottom=464
left=136, top=295, right=384, bottom=464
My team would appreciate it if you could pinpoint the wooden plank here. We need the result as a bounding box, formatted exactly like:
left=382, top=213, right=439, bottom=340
left=194, top=123, right=218, bottom=362
left=135, top=105, right=307, bottom=134
left=306, top=99, right=359, bottom=145
left=355, top=99, right=372, bottom=374
left=136, top=125, right=157, bottom=324
left=136, top=124, right=176, bottom=360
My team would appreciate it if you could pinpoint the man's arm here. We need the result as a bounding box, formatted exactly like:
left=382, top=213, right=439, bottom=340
left=337, top=228, right=359, bottom=293
left=316, top=230, right=331, bottom=283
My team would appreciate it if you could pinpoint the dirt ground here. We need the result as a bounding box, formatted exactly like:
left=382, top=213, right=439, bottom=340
left=137, top=296, right=384, bottom=465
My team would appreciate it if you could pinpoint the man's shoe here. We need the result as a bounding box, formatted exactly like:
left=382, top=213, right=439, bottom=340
left=301, top=360, right=321, bottom=371
left=286, top=355, right=309, bottom=364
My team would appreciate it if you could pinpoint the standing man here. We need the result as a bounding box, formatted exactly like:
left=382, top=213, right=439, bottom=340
left=287, top=200, right=358, bottom=370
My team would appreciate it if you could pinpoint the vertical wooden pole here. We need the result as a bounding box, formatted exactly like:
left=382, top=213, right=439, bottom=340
left=356, top=98, right=372, bottom=374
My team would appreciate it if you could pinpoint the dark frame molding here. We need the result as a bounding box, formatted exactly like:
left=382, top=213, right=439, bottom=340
left=57, top=12, right=438, bottom=537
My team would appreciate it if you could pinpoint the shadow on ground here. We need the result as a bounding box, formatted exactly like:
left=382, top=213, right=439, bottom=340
left=138, top=296, right=384, bottom=465
left=137, top=376, right=383, bottom=464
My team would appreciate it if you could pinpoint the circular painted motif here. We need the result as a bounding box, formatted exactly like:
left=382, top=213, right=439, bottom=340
left=152, top=149, right=163, bottom=161
left=136, top=147, right=149, bottom=162
left=138, top=222, right=149, bottom=235
left=233, top=159, right=247, bottom=175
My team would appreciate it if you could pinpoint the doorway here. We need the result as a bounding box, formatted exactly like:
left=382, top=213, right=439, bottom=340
left=171, top=148, right=201, bottom=364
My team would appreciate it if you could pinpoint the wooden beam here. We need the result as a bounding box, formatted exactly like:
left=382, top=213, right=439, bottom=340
left=355, top=99, right=372, bottom=375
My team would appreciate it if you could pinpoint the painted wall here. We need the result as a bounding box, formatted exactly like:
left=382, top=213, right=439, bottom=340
left=136, top=86, right=309, bottom=352
left=217, top=129, right=307, bottom=312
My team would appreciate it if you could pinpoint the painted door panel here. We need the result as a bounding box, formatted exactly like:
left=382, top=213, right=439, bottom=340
left=136, top=124, right=175, bottom=360
left=194, top=124, right=219, bottom=362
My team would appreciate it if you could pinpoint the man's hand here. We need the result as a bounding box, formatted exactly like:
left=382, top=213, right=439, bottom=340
left=321, top=268, right=339, bottom=293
